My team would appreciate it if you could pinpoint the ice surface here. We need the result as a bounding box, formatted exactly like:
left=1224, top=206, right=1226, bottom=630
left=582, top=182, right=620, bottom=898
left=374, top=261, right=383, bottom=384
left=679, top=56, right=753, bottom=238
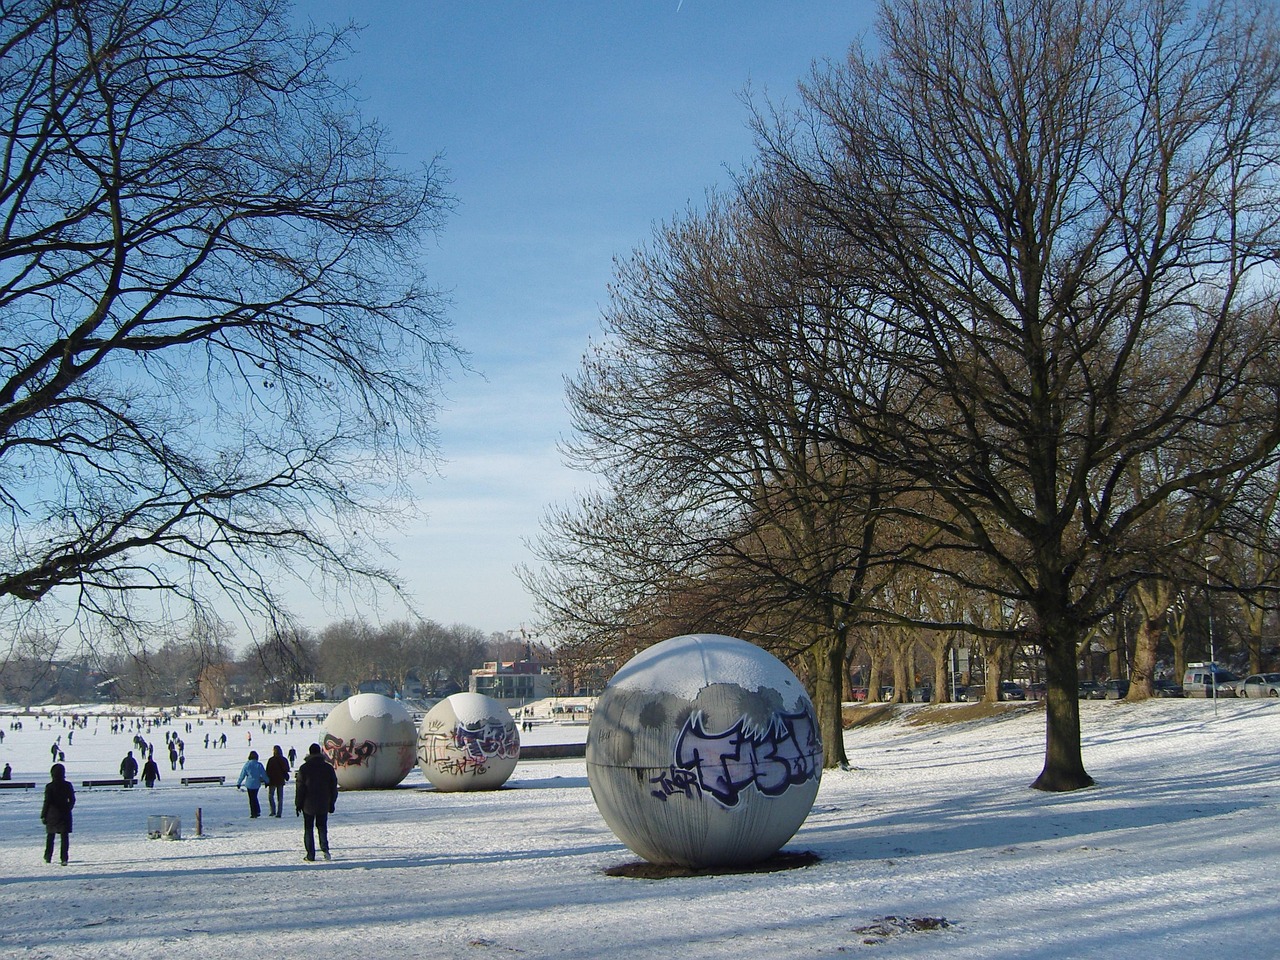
left=1, top=697, right=1277, bottom=959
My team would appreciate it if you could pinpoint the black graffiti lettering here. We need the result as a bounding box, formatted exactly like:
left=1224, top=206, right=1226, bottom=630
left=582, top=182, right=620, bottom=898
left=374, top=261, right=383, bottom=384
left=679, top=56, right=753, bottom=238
left=323, top=733, right=378, bottom=768
left=649, top=765, right=701, bottom=800
left=656, top=709, right=820, bottom=808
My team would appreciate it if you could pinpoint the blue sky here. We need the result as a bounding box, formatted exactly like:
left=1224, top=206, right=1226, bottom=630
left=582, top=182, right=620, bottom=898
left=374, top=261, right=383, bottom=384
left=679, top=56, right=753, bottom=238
left=301, top=2, right=877, bottom=637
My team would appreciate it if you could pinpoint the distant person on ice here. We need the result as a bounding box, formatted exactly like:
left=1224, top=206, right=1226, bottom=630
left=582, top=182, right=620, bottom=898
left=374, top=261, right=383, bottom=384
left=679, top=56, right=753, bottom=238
left=295, top=743, right=338, bottom=862
left=141, top=753, right=161, bottom=788
left=264, top=744, right=290, bottom=818
left=236, top=750, right=268, bottom=819
left=119, top=750, right=138, bottom=786
left=41, top=762, right=75, bottom=865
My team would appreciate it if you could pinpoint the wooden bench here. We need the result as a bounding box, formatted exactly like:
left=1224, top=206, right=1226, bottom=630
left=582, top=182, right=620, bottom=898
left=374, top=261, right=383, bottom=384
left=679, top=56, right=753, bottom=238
left=179, top=775, right=225, bottom=785
left=81, top=778, right=137, bottom=787
left=0, top=781, right=36, bottom=789
left=519, top=743, right=586, bottom=760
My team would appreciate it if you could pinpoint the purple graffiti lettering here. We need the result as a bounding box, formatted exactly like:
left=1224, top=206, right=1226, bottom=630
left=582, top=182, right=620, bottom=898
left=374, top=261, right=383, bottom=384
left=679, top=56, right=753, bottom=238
left=419, top=717, right=517, bottom=777
left=452, top=718, right=519, bottom=762
left=651, top=709, right=820, bottom=807
left=323, top=733, right=378, bottom=768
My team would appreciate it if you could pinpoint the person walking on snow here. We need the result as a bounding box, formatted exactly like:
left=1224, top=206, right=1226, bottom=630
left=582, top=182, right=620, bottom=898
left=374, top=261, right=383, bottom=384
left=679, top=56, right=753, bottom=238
left=236, top=750, right=269, bottom=819
left=119, top=750, right=138, bottom=786
left=295, top=743, right=338, bottom=861
left=264, top=744, right=290, bottom=818
left=41, top=762, right=75, bottom=865
left=141, top=753, right=161, bottom=788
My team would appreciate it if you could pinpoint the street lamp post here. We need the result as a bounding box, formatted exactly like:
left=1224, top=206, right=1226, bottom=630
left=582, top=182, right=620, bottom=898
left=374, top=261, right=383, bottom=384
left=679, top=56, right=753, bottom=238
left=1205, top=555, right=1219, bottom=716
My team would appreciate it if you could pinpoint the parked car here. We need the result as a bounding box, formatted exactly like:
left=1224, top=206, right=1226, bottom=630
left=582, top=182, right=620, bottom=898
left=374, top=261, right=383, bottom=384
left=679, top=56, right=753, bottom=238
left=1078, top=680, right=1105, bottom=700
left=1026, top=682, right=1048, bottom=701
left=999, top=681, right=1026, bottom=701
left=1103, top=678, right=1130, bottom=699
left=1237, top=673, right=1280, bottom=698
left=910, top=685, right=933, bottom=703
left=1151, top=678, right=1185, bottom=698
left=848, top=686, right=870, bottom=702
left=1182, top=662, right=1240, bottom=698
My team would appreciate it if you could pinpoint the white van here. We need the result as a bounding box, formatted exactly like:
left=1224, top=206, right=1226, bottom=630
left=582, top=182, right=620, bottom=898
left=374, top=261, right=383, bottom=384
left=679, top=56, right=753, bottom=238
left=1182, top=662, right=1239, bottom=698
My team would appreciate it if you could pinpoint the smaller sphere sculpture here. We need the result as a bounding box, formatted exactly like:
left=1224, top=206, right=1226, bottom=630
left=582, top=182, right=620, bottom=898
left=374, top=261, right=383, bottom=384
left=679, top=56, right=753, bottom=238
left=418, top=692, right=520, bottom=791
left=322, top=693, right=417, bottom=790
left=587, top=633, right=823, bottom=868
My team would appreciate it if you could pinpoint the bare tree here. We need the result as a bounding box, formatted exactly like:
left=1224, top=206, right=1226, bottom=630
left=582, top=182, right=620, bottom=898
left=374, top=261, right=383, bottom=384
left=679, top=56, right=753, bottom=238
left=251, top=623, right=318, bottom=700
left=1215, top=465, right=1280, bottom=674
left=317, top=618, right=376, bottom=693
left=756, top=0, right=1280, bottom=790
left=424, top=622, right=488, bottom=693
left=0, top=0, right=455, bottom=653
left=527, top=193, right=899, bottom=767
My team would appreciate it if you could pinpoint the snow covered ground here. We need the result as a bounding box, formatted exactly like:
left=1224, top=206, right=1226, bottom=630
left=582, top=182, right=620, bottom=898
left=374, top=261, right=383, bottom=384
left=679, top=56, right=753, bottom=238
left=1, top=698, right=1277, bottom=959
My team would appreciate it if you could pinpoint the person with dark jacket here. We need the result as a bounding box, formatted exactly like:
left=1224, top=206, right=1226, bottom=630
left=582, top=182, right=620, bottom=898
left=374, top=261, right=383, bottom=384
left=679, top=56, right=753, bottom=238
left=264, top=744, right=290, bottom=818
left=141, top=754, right=161, bottom=788
left=294, top=743, right=338, bottom=861
left=41, top=762, right=75, bottom=865
left=119, top=750, right=138, bottom=786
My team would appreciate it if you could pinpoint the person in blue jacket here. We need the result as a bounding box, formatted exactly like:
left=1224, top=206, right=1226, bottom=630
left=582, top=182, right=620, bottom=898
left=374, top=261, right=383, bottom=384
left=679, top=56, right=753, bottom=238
left=235, top=750, right=269, bottom=819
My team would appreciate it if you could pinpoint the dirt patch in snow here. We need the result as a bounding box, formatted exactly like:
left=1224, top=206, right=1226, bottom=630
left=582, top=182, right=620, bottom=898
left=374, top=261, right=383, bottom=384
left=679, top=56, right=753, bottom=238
left=904, top=701, right=1044, bottom=725
left=603, top=850, right=822, bottom=879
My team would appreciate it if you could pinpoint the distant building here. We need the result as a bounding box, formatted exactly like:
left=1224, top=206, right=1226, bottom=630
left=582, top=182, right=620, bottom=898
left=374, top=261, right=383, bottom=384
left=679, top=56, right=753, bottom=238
left=468, top=659, right=557, bottom=707
left=294, top=682, right=329, bottom=702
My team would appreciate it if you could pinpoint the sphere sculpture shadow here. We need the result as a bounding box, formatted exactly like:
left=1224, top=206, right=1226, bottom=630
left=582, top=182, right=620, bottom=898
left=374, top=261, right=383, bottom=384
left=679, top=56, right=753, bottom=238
left=587, top=633, right=823, bottom=868
left=322, top=693, right=417, bottom=790
left=418, top=692, right=520, bottom=791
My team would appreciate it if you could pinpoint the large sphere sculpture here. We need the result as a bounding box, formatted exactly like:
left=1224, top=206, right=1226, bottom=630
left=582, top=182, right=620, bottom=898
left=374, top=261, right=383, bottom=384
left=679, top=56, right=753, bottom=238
left=418, top=692, right=520, bottom=791
left=587, top=633, right=823, bottom=868
left=322, top=693, right=417, bottom=790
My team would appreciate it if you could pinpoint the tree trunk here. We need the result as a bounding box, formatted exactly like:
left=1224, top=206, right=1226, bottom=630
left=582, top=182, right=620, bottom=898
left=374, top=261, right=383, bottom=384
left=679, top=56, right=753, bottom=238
left=1127, top=615, right=1159, bottom=701
left=1107, top=618, right=1125, bottom=681
left=1169, top=597, right=1188, bottom=684
left=891, top=635, right=911, bottom=703
left=1032, top=630, right=1094, bottom=792
left=810, top=632, right=849, bottom=768
left=1241, top=597, right=1265, bottom=675
left=1128, top=579, right=1173, bottom=701
left=930, top=635, right=952, bottom=703
left=866, top=653, right=883, bottom=703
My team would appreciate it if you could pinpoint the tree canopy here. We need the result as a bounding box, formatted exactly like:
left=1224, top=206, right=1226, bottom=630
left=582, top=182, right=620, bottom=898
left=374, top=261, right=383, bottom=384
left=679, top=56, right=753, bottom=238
left=532, top=0, right=1280, bottom=790
left=0, top=0, right=455, bottom=648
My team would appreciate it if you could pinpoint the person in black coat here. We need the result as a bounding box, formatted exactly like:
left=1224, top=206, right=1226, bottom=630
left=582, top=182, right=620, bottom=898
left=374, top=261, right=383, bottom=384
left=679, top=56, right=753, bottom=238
left=264, top=744, right=290, bottom=818
left=141, top=754, right=161, bottom=788
left=41, top=762, right=75, bottom=865
left=294, top=743, right=338, bottom=861
left=119, top=750, right=138, bottom=787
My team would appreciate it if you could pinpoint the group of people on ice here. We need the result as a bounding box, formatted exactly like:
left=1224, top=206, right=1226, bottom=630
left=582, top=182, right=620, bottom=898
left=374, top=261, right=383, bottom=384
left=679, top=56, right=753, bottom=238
left=40, top=742, right=339, bottom=866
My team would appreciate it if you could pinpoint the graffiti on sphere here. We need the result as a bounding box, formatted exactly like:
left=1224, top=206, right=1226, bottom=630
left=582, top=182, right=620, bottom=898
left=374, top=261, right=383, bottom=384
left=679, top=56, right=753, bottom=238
left=649, top=708, right=820, bottom=808
left=324, top=733, right=378, bottom=768
left=420, top=717, right=519, bottom=777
